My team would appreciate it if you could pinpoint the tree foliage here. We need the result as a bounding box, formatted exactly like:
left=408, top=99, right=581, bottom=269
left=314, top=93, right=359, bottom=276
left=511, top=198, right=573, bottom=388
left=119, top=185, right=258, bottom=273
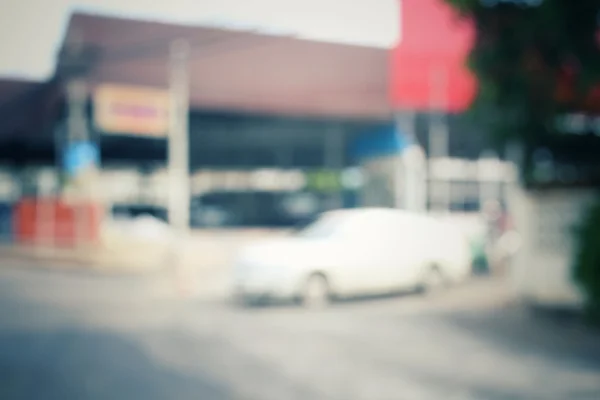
left=443, top=0, right=600, bottom=152
left=443, top=0, right=600, bottom=320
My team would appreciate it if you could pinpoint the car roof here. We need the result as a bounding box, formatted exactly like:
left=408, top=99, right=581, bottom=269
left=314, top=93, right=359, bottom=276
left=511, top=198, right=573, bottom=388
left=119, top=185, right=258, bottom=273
left=322, top=208, right=430, bottom=222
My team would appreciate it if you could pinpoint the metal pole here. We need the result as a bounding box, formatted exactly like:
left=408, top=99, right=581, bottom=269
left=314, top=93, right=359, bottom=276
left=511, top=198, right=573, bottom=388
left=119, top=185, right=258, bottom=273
left=394, top=111, right=414, bottom=210
left=324, top=124, right=344, bottom=210
left=277, top=131, right=294, bottom=175
left=66, top=78, right=92, bottom=247
left=277, top=132, right=297, bottom=223
left=59, top=28, right=100, bottom=248
left=66, top=80, right=88, bottom=143
left=428, top=66, right=450, bottom=214
left=168, top=39, right=190, bottom=234
left=478, top=150, right=502, bottom=208
left=37, top=169, right=56, bottom=248
left=243, top=155, right=255, bottom=227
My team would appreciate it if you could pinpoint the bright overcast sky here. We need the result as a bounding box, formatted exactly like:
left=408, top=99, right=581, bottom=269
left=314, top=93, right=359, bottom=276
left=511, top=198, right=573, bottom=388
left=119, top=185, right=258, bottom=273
left=0, top=0, right=400, bottom=80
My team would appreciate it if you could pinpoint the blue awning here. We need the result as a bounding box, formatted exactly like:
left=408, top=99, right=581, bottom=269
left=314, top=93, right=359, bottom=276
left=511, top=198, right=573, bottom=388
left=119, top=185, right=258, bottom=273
left=351, top=127, right=413, bottom=161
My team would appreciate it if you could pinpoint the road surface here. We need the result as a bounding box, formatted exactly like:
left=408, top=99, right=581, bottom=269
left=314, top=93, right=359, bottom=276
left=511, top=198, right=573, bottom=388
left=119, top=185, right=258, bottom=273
left=0, top=265, right=599, bottom=400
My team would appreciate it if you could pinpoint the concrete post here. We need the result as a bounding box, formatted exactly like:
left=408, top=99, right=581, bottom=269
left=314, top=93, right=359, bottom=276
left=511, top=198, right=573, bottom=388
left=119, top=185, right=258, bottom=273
left=394, top=112, right=413, bottom=210
left=167, top=39, right=194, bottom=296
left=65, top=79, right=96, bottom=248
left=478, top=150, right=502, bottom=209
left=428, top=67, right=450, bottom=214
left=167, top=39, right=191, bottom=234
left=395, top=111, right=427, bottom=212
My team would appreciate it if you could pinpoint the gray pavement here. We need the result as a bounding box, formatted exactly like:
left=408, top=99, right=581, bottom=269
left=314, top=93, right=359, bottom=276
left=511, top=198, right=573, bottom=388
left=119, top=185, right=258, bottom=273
left=0, top=264, right=599, bottom=400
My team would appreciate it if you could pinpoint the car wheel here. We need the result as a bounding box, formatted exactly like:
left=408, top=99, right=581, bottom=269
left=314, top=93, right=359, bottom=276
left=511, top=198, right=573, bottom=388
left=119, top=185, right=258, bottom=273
left=303, top=273, right=331, bottom=309
left=233, top=294, right=266, bottom=308
left=231, top=291, right=249, bottom=307
left=419, top=265, right=446, bottom=294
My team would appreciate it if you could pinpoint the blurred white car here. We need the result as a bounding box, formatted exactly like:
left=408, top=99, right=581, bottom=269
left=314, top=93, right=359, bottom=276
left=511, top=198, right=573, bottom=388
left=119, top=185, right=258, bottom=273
left=232, top=208, right=472, bottom=307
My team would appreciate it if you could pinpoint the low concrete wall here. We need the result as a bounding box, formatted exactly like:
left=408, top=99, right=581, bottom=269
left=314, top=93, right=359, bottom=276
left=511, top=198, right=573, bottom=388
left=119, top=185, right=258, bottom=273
left=181, top=229, right=289, bottom=269
left=0, top=228, right=290, bottom=273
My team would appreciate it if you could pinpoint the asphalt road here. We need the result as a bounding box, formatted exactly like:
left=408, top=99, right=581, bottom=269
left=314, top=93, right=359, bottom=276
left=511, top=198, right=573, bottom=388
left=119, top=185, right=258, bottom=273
left=0, top=265, right=599, bottom=400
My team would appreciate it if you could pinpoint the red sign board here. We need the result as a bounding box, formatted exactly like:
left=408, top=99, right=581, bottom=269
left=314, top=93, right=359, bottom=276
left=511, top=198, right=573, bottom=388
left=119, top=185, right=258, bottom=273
left=389, top=0, right=476, bottom=113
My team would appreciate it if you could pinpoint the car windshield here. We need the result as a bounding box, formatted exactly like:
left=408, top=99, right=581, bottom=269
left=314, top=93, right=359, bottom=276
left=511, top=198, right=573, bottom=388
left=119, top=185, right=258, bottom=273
left=296, top=213, right=349, bottom=239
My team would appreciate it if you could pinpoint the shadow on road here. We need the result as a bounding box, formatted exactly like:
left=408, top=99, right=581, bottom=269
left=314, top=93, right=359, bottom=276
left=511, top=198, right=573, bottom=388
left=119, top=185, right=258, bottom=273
left=234, top=289, right=423, bottom=312
left=434, top=306, right=600, bottom=370
left=0, top=329, right=229, bottom=400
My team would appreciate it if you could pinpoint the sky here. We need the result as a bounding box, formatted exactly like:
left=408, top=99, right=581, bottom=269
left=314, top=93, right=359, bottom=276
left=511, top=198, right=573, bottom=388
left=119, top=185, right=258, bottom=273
left=0, top=0, right=400, bottom=80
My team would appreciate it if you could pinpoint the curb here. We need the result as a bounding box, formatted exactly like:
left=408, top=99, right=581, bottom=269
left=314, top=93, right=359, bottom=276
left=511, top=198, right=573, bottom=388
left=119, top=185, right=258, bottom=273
left=0, top=253, right=169, bottom=277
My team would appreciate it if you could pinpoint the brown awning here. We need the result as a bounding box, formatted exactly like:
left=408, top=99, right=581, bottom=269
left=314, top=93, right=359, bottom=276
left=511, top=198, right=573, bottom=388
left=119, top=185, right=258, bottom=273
left=0, top=78, right=47, bottom=141
left=63, top=12, right=392, bottom=120
left=0, top=79, right=41, bottom=108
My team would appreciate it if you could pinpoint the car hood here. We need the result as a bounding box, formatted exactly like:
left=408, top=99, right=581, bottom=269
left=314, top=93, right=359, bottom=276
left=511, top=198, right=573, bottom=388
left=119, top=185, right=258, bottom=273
left=237, top=237, right=325, bottom=267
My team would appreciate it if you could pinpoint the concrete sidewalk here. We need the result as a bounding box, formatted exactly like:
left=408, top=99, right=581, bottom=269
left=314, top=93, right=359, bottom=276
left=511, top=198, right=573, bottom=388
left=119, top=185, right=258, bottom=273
left=0, top=244, right=169, bottom=274
left=0, top=229, right=287, bottom=284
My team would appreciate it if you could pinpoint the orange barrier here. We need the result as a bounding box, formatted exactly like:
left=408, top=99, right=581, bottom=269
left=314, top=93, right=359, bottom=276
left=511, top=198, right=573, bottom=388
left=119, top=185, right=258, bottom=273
left=13, top=198, right=103, bottom=247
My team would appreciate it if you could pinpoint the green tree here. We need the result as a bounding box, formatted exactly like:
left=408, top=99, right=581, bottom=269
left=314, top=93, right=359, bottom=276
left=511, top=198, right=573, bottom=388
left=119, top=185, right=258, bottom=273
left=444, top=0, right=600, bottom=175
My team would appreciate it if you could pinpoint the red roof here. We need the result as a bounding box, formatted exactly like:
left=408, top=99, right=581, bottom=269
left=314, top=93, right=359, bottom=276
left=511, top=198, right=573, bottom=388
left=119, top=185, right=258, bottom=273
left=389, top=0, right=476, bottom=113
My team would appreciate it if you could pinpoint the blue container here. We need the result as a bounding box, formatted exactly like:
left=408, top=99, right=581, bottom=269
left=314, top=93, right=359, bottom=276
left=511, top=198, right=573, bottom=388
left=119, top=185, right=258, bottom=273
left=352, top=127, right=412, bottom=161
left=63, top=141, right=99, bottom=178
left=0, top=202, right=13, bottom=242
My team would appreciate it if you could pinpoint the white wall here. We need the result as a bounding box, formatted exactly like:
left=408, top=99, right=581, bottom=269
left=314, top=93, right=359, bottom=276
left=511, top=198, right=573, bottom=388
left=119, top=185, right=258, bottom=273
left=507, top=185, right=596, bottom=308
left=358, top=155, right=515, bottom=211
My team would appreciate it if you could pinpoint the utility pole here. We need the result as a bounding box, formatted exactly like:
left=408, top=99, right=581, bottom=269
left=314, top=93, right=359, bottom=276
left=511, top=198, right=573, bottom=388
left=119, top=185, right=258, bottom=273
left=168, top=39, right=194, bottom=297
left=428, top=66, right=450, bottom=214
left=395, top=111, right=413, bottom=210
left=60, top=29, right=94, bottom=172
left=168, top=39, right=191, bottom=234
left=59, top=30, right=99, bottom=247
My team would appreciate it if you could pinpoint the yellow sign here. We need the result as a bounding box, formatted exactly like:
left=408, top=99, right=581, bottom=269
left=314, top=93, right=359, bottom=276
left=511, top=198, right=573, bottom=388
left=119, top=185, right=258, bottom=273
left=94, top=84, right=169, bottom=136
